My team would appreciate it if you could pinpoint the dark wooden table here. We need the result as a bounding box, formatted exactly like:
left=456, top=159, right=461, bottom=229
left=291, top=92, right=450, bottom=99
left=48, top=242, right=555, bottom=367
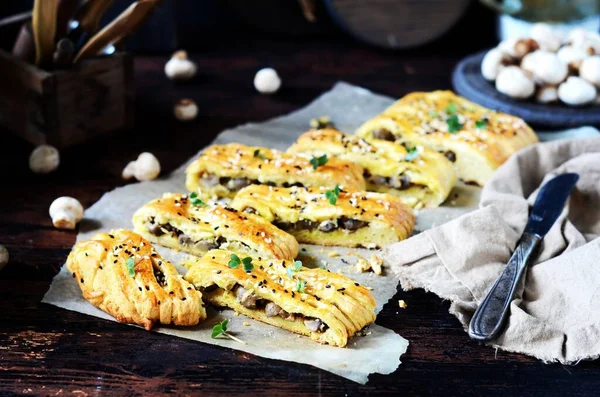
left=1, top=33, right=598, bottom=396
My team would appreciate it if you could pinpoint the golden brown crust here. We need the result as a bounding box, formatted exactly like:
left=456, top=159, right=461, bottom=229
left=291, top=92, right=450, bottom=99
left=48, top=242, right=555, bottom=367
left=184, top=249, right=376, bottom=347
left=66, top=229, right=206, bottom=330
left=287, top=128, right=457, bottom=208
left=230, top=185, right=415, bottom=248
left=132, top=193, right=299, bottom=260
left=185, top=143, right=366, bottom=199
left=355, top=91, right=539, bottom=185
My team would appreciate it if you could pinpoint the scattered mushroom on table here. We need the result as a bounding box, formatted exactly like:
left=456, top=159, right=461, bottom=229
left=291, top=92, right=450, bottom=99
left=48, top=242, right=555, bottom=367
left=481, top=24, right=600, bottom=106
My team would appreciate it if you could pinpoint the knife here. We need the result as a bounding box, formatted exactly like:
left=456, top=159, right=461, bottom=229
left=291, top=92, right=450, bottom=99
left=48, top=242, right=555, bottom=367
left=468, top=172, right=579, bottom=342
left=73, top=0, right=160, bottom=63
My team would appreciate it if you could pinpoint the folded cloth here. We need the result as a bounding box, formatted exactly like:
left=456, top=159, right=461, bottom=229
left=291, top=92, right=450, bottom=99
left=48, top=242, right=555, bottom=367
left=385, top=137, right=600, bottom=363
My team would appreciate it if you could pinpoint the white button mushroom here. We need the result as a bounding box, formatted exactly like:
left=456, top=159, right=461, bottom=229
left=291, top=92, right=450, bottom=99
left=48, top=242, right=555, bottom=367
left=498, top=37, right=538, bottom=60
left=174, top=99, right=198, bottom=121
left=122, top=152, right=161, bottom=181
left=0, top=244, right=8, bottom=272
left=495, top=66, right=535, bottom=99
left=254, top=68, right=281, bottom=94
left=535, top=85, right=559, bottom=104
left=49, top=197, right=84, bottom=230
left=164, top=50, right=197, bottom=81
left=530, top=23, right=561, bottom=52
left=29, top=144, right=59, bottom=174
left=557, top=45, right=589, bottom=70
left=568, top=29, right=600, bottom=54
left=558, top=76, right=597, bottom=106
left=579, top=56, right=600, bottom=87
left=521, top=50, right=568, bottom=85
left=481, top=48, right=511, bottom=81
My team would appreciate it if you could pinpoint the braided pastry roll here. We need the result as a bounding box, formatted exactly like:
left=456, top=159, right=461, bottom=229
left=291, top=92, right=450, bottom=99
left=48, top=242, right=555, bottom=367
left=67, top=229, right=206, bottom=330
left=355, top=91, right=538, bottom=186
left=185, top=143, right=366, bottom=199
left=184, top=249, right=376, bottom=347
left=231, top=185, right=415, bottom=249
left=132, top=193, right=299, bottom=261
left=287, top=128, right=456, bottom=208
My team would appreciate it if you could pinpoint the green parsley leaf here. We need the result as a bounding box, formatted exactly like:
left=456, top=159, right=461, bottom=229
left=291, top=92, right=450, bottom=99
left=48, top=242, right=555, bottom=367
left=242, top=257, right=254, bottom=272
left=228, top=254, right=241, bottom=268
left=253, top=149, right=266, bottom=160
left=191, top=197, right=207, bottom=207
left=475, top=119, right=487, bottom=129
left=446, top=114, right=463, bottom=133
left=404, top=146, right=419, bottom=161
left=190, top=192, right=198, bottom=198
left=126, top=257, right=135, bottom=276
left=296, top=280, right=307, bottom=293
left=310, top=154, right=328, bottom=169
left=294, top=260, right=302, bottom=271
left=211, top=319, right=228, bottom=338
left=287, top=267, right=294, bottom=278
left=325, top=184, right=340, bottom=205
left=445, top=102, right=458, bottom=115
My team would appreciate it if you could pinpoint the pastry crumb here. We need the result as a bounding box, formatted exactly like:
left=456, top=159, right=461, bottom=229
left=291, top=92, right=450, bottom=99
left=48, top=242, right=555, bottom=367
left=243, top=322, right=250, bottom=326
left=233, top=312, right=240, bottom=317
left=355, top=254, right=384, bottom=275
left=398, top=300, right=408, bottom=309
left=327, top=250, right=340, bottom=258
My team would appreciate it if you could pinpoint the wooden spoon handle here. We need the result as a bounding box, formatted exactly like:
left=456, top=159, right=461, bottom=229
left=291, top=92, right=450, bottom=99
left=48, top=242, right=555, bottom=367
left=32, top=0, right=60, bottom=66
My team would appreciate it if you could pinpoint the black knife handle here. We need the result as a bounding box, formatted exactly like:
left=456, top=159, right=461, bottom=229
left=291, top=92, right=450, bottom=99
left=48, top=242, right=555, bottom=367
left=468, top=232, right=542, bottom=342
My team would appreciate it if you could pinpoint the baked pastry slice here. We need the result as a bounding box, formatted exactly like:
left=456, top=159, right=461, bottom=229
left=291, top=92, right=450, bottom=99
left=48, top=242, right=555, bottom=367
left=287, top=128, right=457, bottom=208
left=66, top=229, right=206, bottom=330
left=230, top=185, right=415, bottom=248
left=185, top=143, right=366, bottom=199
left=184, top=249, right=376, bottom=347
left=132, top=193, right=299, bottom=261
left=355, top=90, right=538, bottom=186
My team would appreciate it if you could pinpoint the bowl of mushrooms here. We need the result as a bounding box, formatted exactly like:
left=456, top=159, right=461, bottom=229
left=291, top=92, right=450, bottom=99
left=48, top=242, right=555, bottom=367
left=452, top=24, right=600, bottom=128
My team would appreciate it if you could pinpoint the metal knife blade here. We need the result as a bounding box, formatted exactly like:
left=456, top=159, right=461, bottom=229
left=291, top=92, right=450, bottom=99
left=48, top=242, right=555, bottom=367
left=525, top=173, right=580, bottom=237
left=468, top=172, right=579, bottom=342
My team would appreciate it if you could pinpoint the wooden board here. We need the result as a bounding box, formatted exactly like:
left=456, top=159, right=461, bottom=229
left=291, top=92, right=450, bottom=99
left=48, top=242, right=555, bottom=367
left=452, top=50, right=600, bottom=129
left=325, top=0, right=470, bottom=49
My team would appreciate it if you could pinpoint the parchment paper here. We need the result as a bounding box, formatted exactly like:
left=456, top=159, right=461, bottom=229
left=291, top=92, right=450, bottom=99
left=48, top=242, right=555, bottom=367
left=43, top=82, right=483, bottom=384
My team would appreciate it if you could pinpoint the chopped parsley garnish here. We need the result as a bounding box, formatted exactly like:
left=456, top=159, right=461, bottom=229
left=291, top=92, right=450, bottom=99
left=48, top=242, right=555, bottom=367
left=253, top=149, right=266, bottom=160
left=310, top=154, right=328, bottom=169
left=445, top=101, right=458, bottom=115
left=446, top=114, right=463, bottom=133
left=475, top=119, right=487, bottom=129
left=211, top=319, right=245, bottom=344
left=287, top=260, right=303, bottom=278
left=189, top=192, right=207, bottom=207
left=404, top=146, right=419, bottom=161
left=126, top=257, right=135, bottom=276
left=309, top=116, right=334, bottom=130
left=228, top=254, right=253, bottom=272
left=325, top=184, right=340, bottom=205
left=296, top=280, right=307, bottom=293
left=242, top=257, right=254, bottom=272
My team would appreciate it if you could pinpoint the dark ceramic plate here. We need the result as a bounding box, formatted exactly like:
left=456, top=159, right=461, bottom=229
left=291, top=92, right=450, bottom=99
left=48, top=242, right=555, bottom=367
left=452, top=50, right=600, bottom=129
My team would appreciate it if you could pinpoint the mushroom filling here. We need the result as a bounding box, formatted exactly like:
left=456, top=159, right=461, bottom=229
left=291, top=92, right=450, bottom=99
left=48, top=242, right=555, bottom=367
left=145, top=217, right=223, bottom=250
left=153, top=267, right=167, bottom=287
left=372, top=128, right=396, bottom=141
left=442, top=150, right=456, bottom=163
left=233, top=285, right=328, bottom=333
left=363, top=170, right=412, bottom=190
left=270, top=216, right=368, bottom=233
left=199, top=173, right=305, bottom=192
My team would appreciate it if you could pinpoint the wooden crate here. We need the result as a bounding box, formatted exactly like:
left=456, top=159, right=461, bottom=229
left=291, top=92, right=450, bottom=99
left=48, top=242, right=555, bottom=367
left=0, top=50, right=134, bottom=148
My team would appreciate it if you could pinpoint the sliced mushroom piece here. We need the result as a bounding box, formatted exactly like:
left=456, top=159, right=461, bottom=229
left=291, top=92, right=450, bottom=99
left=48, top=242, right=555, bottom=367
left=340, top=218, right=368, bottom=231
left=235, top=286, right=259, bottom=309
left=146, top=219, right=165, bottom=236
left=304, top=318, right=325, bottom=332
left=372, top=128, right=396, bottom=141
left=226, top=177, right=252, bottom=191
left=265, top=302, right=288, bottom=318
left=318, top=220, right=338, bottom=232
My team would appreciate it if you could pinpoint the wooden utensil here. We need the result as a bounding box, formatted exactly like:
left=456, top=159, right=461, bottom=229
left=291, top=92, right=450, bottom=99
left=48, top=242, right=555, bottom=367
left=32, top=0, right=60, bottom=66
left=74, top=0, right=160, bottom=63
left=75, top=0, right=115, bottom=35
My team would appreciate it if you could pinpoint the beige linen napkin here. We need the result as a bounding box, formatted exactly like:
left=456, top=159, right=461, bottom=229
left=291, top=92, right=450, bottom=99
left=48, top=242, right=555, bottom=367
left=385, top=137, right=600, bottom=363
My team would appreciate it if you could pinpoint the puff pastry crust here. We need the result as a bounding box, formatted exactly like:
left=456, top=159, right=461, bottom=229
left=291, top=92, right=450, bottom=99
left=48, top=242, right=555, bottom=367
left=184, top=249, right=376, bottom=347
left=287, top=128, right=457, bottom=208
left=230, top=185, right=415, bottom=248
left=355, top=91, right=539, bottom=186
left=132, top=193, right=299, bottom=261
left=66, top=229, right=206, bottom=330
left=185, top=143, right=366, bottom=199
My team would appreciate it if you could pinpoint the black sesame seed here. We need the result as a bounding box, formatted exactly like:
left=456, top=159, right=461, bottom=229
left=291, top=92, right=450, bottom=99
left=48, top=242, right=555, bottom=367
left=139, top=287, right=142, bottom=291
left=80, top=278, right=84, bottom=283
left=72, top=272, right=76, bottom=278
left=216, top=270, right=222, bottom=274
left=108, top=234, right=114, bottom=238
left=181, top=297, right=187, bottom=301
